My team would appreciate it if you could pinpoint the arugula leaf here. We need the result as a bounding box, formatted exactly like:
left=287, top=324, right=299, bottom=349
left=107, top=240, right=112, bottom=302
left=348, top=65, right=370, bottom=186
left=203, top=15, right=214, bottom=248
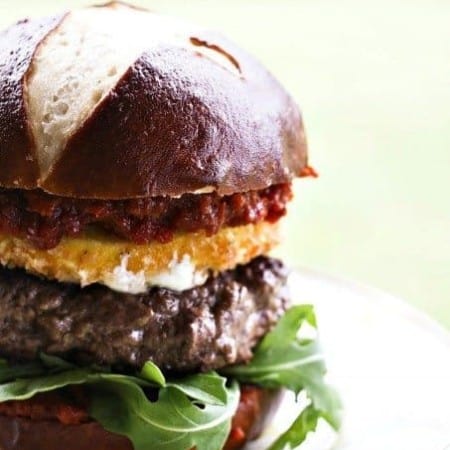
left=0, top=369, right=152, bottom=402
left=224, top=306, right=327, bottom=396
left=139, top=361, right=166, bottom=387
left=167, top=372, right=229, bottom=406
left=224, top=305, right=342, bottom=447
left=0, top=369, right=96, bottom=401
left=90, top=376, right=239, bottom=450
left=39, top=353, right=76, bottom=370
left=0, top=360, right=239, bottom=450
left=259, top=304, right=317, bottom=350
left=268, top=387, right=342, bottom=450
left=0, top=361, right=47, bottom=383
left=268, top=404, right=321, bottom=450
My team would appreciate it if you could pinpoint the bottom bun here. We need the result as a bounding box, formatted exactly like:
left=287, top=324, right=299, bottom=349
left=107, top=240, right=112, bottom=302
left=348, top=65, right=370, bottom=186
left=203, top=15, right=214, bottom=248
left=0, top=386, right=283, bottom=450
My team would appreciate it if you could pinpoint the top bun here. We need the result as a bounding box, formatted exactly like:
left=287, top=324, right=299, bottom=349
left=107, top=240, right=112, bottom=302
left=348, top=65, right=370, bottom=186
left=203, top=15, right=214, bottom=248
left=0, top=2, right=308, bottom=199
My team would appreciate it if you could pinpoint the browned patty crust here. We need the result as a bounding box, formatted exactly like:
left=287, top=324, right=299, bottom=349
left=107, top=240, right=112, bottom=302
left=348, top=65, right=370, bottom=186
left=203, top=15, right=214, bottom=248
left=0, top=184, right=292, bottom=249
left=0, top=256, right=288, bottom=372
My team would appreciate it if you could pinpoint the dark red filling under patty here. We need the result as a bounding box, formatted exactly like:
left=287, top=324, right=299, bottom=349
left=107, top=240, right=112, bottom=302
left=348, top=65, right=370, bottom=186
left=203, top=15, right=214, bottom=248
left=0, top=184, right=292, bottom=249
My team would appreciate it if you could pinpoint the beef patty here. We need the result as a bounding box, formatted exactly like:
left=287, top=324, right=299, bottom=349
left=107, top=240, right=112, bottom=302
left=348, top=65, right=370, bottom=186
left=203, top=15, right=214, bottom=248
left=0, top=184, right=292, bottom=249
left=0, top=257, right=288, bottom=372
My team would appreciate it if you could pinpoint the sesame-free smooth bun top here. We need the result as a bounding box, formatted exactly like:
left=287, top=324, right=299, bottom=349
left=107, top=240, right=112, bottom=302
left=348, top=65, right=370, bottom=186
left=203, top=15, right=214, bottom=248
left=0, top=1, right=308, bottom=199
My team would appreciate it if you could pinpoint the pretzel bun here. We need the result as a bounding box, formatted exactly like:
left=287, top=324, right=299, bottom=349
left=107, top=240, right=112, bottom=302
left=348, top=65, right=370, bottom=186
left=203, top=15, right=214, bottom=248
left=0, top=2, right=307, bottom=199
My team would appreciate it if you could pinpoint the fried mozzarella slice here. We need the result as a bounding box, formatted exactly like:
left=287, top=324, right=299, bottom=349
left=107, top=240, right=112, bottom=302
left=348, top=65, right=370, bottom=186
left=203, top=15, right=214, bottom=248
left=0, top=222, right=280, bottom=293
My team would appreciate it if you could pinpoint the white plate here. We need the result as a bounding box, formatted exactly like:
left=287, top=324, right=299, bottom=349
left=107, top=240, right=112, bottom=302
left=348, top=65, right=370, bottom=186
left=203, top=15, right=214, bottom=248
left=249, top=269, right=450, bottom=450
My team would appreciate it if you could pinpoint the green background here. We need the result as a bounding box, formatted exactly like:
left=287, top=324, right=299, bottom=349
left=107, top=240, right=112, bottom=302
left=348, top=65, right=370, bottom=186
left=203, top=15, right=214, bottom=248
left=1, top=0, right=449, bottom=327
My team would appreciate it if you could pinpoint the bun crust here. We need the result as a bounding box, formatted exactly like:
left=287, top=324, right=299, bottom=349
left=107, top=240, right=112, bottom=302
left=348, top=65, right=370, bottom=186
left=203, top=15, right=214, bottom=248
left=0, top=13, right=64, bottom=189
left=0, top=388, right=283, bottom=450
left=0, top=2, right=307, bottom=199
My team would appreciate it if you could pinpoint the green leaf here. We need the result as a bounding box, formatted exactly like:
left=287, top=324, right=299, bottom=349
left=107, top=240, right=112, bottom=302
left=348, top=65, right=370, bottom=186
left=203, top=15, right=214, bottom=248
left=0, top=369, right=94, bottom=401
left=89, top=375, right=240, bottom=450
left=0, top=354, right=83, bottom=384
left=268, top=387, right=342, bottom=450
left=224, top=305, right=342, bottom=446
left=259, top=305, right=317, bottom=351
left=0, top=360, right=239, bottom=450
left=268, top=404, right=320, bottom=450
left=224, top=306, right=327, bottom=396
left=40, top=353, right=76, bottom=370
left=167, top=372, right=228, bottom=406
left=139, top=361, right=166, bottom=387
left=0, top=361, right=47, bottom=383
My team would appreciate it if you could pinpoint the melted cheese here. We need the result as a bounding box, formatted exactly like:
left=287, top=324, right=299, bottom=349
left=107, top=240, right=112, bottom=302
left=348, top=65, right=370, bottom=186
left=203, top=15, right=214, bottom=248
left=104, top=254, right=207, bottom=293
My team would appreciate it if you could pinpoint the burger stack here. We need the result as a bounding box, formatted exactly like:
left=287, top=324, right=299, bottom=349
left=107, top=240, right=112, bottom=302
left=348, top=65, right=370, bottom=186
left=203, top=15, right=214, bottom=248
left=0, top=3, right=340, bottom=450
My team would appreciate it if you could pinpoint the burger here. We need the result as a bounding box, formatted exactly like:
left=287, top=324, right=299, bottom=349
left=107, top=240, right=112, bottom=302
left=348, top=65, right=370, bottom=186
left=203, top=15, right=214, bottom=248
left=0, top=2, right=341, bottom=449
